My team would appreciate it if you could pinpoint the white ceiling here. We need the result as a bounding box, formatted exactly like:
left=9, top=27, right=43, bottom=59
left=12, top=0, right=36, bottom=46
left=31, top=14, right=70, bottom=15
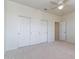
left=9, top=0, right=75, bottom=16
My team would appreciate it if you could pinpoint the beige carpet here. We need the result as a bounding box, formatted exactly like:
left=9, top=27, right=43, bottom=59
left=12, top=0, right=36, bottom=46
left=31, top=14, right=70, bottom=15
left=5, top=41, right=75, bottom=59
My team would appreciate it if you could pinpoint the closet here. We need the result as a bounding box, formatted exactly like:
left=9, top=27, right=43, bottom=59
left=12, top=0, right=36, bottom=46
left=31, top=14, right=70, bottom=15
left=17, top=16, right=48, bottom=47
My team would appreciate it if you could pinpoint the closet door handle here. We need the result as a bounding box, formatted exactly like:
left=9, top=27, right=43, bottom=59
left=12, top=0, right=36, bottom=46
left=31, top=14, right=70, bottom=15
left=30, top=32, right=32, bottom=34
left=18, top=33, right=21, bottom=35
left=39, top=32, right=40, bottom=34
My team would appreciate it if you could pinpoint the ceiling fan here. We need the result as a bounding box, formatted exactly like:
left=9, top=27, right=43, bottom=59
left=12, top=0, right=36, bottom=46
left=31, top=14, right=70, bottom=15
left=44, top=0, right=68, bottom=10
left=51, top=0, right=68, bottom=10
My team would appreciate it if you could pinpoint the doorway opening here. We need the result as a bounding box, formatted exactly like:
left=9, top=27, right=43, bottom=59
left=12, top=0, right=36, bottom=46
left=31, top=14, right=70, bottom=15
left=55, top=22, right=59, bottom=41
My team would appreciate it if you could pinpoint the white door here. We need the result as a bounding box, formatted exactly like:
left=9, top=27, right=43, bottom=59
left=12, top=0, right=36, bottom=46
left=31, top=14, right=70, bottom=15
left=30, top=19, right=41, bottom=45
left=59, top=21, right=66, bottom=40
left=40, top=20, right=48, bottom=42
left=17, top=17, right=30, bottom=47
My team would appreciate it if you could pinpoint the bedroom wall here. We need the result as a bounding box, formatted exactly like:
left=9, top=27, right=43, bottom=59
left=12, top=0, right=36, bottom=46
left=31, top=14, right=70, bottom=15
left=5, top=1, right=61, bottom=51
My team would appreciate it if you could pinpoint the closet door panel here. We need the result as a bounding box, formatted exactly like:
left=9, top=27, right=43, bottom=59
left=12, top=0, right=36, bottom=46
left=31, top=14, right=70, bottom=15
left=17, top=17, right=30, bottom=47
left=40, top=20, right=48, bottom=42
left=30, top=19, right=41, bottom=45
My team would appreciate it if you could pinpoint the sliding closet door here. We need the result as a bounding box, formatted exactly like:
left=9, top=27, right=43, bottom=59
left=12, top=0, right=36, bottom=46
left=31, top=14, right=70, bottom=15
left=40, top=20, right=48, bottom=42
left=30, top=19, right=41, bottom=45
left=17, top=17, right=30, bottom=47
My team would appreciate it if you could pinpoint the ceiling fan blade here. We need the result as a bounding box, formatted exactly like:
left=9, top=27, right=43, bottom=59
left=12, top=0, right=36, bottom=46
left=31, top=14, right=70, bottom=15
left=50, top=1, right=58, bottom=5
left=63, top=0, right=68, bottom=3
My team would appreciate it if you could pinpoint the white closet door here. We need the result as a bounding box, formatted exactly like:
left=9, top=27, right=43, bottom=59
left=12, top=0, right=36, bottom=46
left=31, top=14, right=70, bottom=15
left=40, top=20, right=48, bottom=42
left=59, top=21, right=66, bottom=40
left=30, top=19, right=41, bottom=45
left=17, top=17, right=30, bottom=47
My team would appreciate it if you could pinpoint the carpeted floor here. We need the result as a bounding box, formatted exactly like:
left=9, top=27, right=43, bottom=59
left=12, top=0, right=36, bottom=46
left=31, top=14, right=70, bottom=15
left=5, top=41, right=75, bottom=59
